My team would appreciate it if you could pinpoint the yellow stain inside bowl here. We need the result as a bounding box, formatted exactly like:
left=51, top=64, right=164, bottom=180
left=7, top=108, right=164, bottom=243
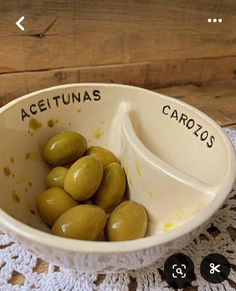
left=25, top=152, right=38, bottom=161
left=162, top=221, right=175, bottom=232
left=3, top=166, right=11, bottom=177
left=26, top=201, right=36, bottom=215
left=93, top=128, right=103, bottom=139
left=47, top=119, right=58, bottom=128
left=175, top=204, right=186, bottom=219
left=135, top=161, right=142, bottom=177
left=147, top=190, right=153, bottom=197
left=11, top=190, right=20, bottom=203
left=29, top=118, right=42, bottom=131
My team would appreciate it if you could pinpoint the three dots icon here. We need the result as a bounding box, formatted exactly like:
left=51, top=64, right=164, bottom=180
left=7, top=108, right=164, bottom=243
left=208, top=18, right=222, bottom=23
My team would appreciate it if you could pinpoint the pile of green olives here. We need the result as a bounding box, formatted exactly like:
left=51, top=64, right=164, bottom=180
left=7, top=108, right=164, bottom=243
left=36, top=131, right=148, bottom=241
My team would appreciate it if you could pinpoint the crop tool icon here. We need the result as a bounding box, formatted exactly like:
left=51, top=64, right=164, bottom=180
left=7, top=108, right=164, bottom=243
left=172, top=264, right=187, bottom=278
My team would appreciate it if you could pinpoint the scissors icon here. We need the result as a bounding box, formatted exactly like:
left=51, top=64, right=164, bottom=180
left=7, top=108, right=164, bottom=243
left=210, top=263, right=221, bottom=274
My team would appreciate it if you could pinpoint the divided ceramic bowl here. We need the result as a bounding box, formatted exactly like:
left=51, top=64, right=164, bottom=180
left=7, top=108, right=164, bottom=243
left=0, top=83, right=235, bottom=273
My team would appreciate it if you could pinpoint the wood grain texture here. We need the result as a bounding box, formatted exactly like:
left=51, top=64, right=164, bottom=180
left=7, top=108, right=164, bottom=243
left=6, top=79, right=236, bottom=289
left=0, top=62, right=146, bottom=105
left=0, top=0, right=236, bottom=73
left=158, top=80, right=236, bottom=126
left=0, top=56, right=236, bottom=104
left=145, top=57, right=236, bottom=89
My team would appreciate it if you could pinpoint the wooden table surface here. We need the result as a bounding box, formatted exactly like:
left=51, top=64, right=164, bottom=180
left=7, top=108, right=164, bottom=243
left=6, top=79, right=236, bottom=289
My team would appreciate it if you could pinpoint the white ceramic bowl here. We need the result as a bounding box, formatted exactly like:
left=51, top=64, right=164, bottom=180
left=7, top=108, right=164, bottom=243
left=0, top=84, right=235, bottom=273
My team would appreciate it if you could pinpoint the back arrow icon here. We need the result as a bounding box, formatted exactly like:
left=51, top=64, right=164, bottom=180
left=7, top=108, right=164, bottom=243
left=16, top=16, right=25, bottom=31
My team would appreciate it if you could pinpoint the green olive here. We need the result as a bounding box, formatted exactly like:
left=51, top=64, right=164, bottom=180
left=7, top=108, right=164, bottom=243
left=36, top=187, right=77, bottom=226
left=46, top=167, right=68, bottom=189
left=52, top=205, right=107, bottom=240
left=43, top=131, right=87, bottom=166
left=64, top=156, right=103, bottom=201
left=93, top=163, right=126, bottom=212
left=86, top=146, right=119, bottom=167
left=105, top=201, right=148, bottom=241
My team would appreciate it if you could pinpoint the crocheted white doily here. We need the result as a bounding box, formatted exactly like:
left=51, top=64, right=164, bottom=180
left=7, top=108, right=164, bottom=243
left=0, top=128, right=235, bottom=291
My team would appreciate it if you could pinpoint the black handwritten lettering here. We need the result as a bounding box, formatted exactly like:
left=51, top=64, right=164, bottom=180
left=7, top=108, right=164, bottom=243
left=21, top=108, right=30, bottom=121
left=72, top=92, right=80, bottom=103
left=186, top=119, right=195, bottom=129
left=207, top=136, right=215, bottom=148
left=179, top=113, right=188, bottom=125
left=162, top=104, right=215, bottom=148
left=53, top=96, right=60, bottom=107
left=47, top=98, right=51, bottom=109
left=200, top=130, right=209, bottom=141
left=62, top=94, right=70, bottom=105
left=93, top=90, right=101, bottom=101
left=162, top=105, right=170, bottom=115
left=193, top=124, right=202, bottom=137
left=84, top=91, right=92, bottom=102
left=21, top=89, right=101, bottom=122
left=170, top=109, right=178, bottom=120
left=30, top=104, right=37, bottom=115
left=38, top=99, right=47, bottom=112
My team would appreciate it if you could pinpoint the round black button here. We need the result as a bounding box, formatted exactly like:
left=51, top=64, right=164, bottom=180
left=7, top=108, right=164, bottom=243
left=164, top=253, right=195, bottom=289
left=200, top=253, right=230, bottom=284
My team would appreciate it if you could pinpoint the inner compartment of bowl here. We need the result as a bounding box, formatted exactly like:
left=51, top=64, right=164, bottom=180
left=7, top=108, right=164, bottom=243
left=0, top=85, right=229, bottom=236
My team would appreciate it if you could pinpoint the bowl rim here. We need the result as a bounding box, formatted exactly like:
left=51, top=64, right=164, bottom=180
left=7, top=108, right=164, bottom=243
left=0, top=83, right=235, bottom=254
